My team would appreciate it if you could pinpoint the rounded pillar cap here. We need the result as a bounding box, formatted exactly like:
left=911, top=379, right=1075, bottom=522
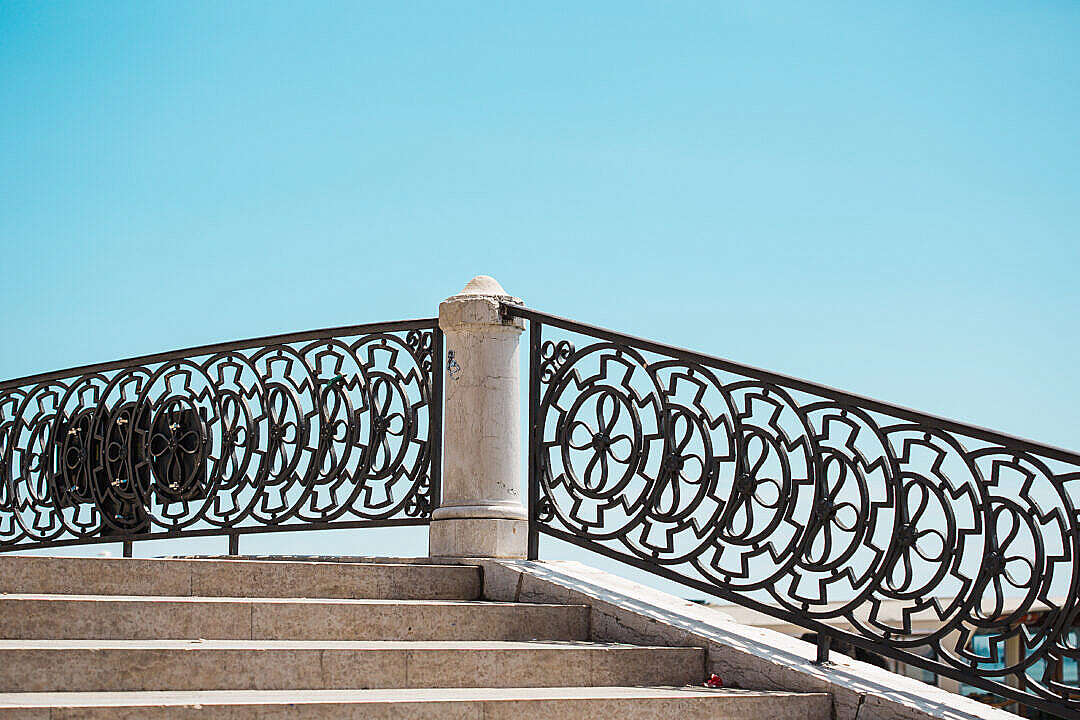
left=440, top=275, right=524, bottom=331
left=458, top=275, right=511, bottom=297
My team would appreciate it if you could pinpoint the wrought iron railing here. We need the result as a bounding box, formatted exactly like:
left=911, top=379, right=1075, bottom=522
left=0, top=319, right=442, bottom=555
left=507, top=304, right=1080, bottom=720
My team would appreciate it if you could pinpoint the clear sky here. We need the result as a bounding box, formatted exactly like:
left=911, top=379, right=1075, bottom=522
left=2, top=2, right=1078, bottom=568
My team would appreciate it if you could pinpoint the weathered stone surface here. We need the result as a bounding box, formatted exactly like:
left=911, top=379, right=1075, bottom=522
left=0, top=640, right=703, bottom=693
left=474, top=559, right=1018, bottom=720
left=0, top=556, right=193, bottom=597
left=428, top=518, right=529, bottom=559
left=0, top=687, right=831, bottom=720
left=188, top=559, right=481, bottom=600
left=429, top=276, right=529, bottom=558
left=0, top=555, right=835, bottom=719
left=0, top=595, right=251, bottom=640
left=0, top=595, right=589, bottom=641
left=247, top=600, right=589, bottom=642
left=0, top=556, right=481, bottom=600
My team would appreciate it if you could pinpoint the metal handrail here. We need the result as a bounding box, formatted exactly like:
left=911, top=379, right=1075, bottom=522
left=505, top=305, right=1080, bottom=464
left=508, top=303, right=1080, bottom=720
left=0, top=319, right=438, bottom=391
left=0, top=318, right=443, bottom=555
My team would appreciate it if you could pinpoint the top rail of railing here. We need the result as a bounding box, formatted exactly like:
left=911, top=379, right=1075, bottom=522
left=0, top=318, right=438, bottom=391
left=504, top=304, right=1080, bottom=464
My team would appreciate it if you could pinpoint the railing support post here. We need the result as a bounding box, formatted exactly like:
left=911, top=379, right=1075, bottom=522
left=428, top=276, right=529, bottom=558
left=815, top=633, right=832, bottom=664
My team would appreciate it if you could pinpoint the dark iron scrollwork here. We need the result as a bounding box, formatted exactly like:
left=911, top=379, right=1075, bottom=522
left=513, top=306, right=1080, bottom=720
left=0, top=320, right=442, bottom=551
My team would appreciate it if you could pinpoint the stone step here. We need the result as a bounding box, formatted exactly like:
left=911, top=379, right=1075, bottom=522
left=0, top=687, right=832, bottom=720
left=0, top=556, right=480, bottom=600
left=0, top=640, right=704, bottom=694
left=0, top=595, right=589, bottom=641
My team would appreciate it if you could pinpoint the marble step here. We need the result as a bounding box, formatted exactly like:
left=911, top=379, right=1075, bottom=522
left=0, top=556, right=481, bottom=600
left=0, top=594, right=589, bottom=641
left=0, top=640, right=704, bottom=693
left=0, top=687, right=833, bottom=720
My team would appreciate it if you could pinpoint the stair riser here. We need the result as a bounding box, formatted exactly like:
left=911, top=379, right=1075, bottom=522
left=0, top=600, right=588, bottom=641
left=0, top=695, right=832, bottom=720
left=0, top=557, right=481, bottom=600
left=0, top=647, right=704, bottom=693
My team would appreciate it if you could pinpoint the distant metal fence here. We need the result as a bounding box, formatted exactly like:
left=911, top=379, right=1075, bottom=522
left=508, top=304, right=1080, bottom=720
left=0, top=319, right=442, bottom=555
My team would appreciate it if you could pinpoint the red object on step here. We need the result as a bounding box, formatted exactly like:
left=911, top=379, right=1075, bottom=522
left=704, top=673, right=723, bottom=688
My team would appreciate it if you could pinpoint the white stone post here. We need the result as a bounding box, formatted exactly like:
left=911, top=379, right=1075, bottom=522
left=428, top=275, right=529, bottom=558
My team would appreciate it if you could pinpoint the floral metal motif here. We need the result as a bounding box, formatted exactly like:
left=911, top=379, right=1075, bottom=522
left=514, top=306, right=1080, bottom=720
left=0, top=320, right=442, bottom=551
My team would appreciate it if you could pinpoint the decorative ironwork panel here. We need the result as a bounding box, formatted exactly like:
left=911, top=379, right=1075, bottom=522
left=510, top=305, right=1080, bottom=720
left=0, top=319, right=442, bottom=551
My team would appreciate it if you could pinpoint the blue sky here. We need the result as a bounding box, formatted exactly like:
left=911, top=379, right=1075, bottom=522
left=2, top=2, right=1078, bottom=564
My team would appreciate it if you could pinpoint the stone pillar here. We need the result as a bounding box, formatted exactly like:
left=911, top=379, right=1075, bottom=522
left=428, top=275, right=528, bottom=558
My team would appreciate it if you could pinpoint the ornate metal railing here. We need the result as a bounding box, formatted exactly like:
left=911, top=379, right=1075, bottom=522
left=0, top=319, right=442, bottom=555
left=508, top=304, right=1080, bottom=720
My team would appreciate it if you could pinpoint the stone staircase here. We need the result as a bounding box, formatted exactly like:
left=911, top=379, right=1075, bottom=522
left=0, top=556, right=830, bottom=718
